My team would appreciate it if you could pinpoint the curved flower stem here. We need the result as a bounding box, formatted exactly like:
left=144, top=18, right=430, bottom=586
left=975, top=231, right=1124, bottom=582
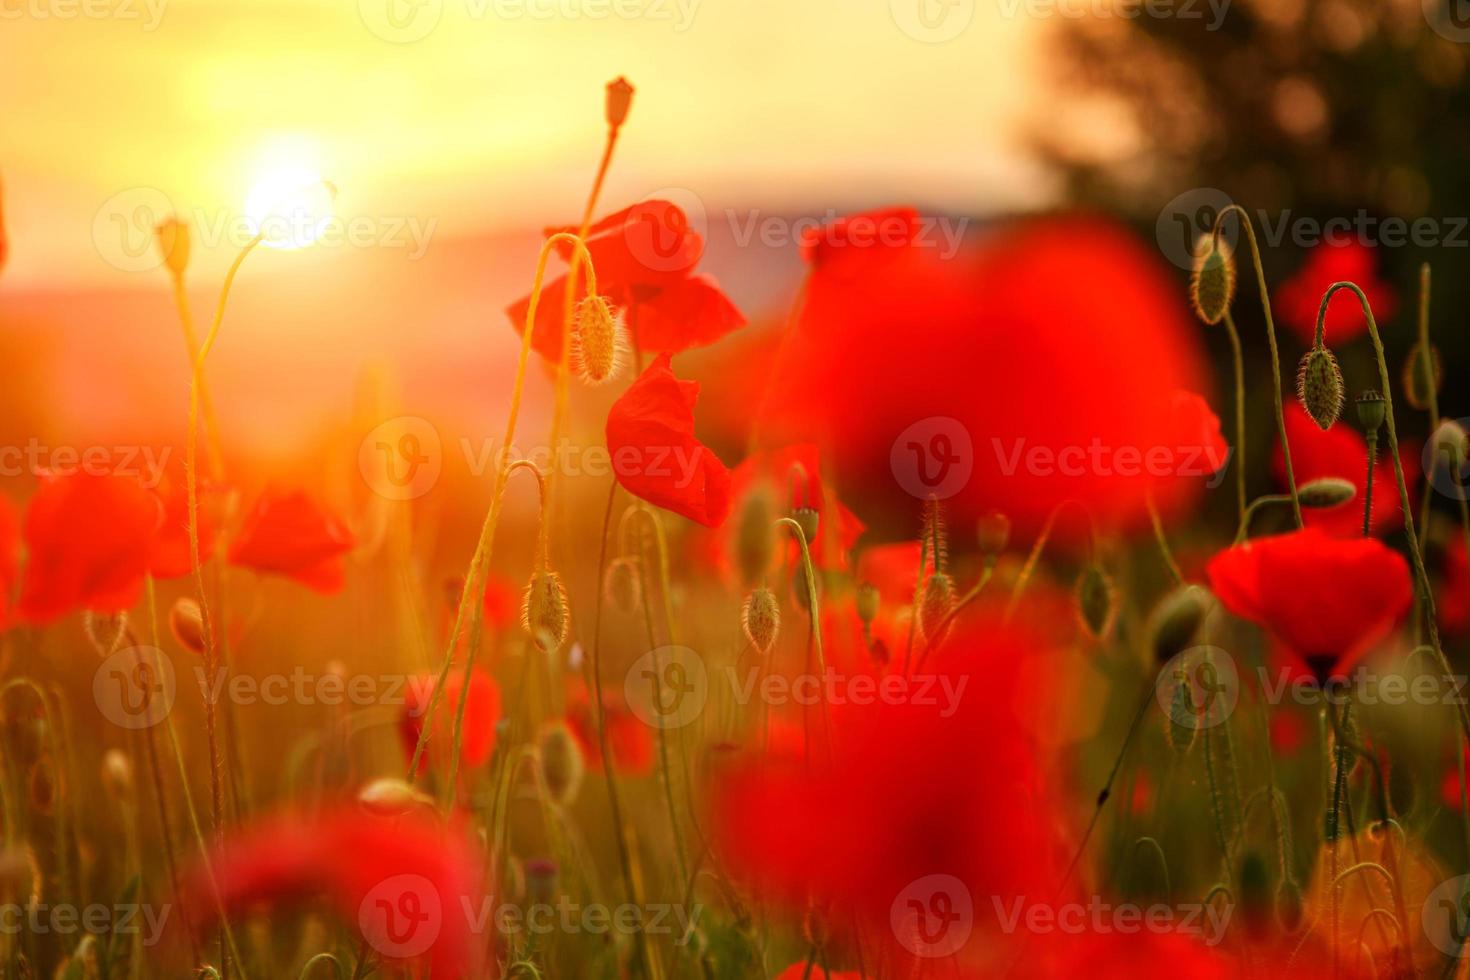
left=1234, top=494, right=1295, bottom=544
left=297, top=953, right=345, bottom=979
left=911, top=561, right=994, bottom=675
left=1222, top=310, right=1247, bottom=526
left=167, top=270, right=224, bottom=480
left=775, top=517, right=833, bottom=760
left=1212, top=205, right=1302, bottom=528
left=405, top=233, right=597, bottom=783
left=1414, top=263, right=1439, bottom=554
left=1362, top=433, right=1377, bottom=539
left=1146, top=494, right=1184, bottom=585
left=1006, top=499, right=1094, bottom=618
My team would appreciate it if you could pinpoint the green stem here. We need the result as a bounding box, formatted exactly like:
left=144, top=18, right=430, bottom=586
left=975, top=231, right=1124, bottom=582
left=1222, top=310, right=1248, bottom=527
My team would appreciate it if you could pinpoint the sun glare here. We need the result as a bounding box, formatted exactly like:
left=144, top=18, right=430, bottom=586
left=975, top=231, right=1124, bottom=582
left=244, top=165, right=334, bottom=250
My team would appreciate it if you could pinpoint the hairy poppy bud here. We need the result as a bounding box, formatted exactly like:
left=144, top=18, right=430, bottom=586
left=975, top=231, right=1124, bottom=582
left=358, top=777, right=433, bottom=816
left=100, top=749, right=133, bottom=802
left=605, top=76, right=635, bottom=129
left=572, top=295, right=626, bottom=386
left=919, top=572, right=956, bottom=643
left=735, top=492, right=775, bottom=585
left=522, top=570, right=569, bottom=652
left=169, top=597, right=207, bottom=655
left=1354, top=388, right=1386, bottom=436
left=1148, top=585, right=1208, bottom=663
left=742, top=587, right=780, bottom=655
left=603, top=557, right=642, bottom=615
left=1076, top=565, right=1115, bottom=639
left=855, top=582, right=880, bottom=627
left=155, top=217, right=190, bottom=276
left=976, top=511, right=1011, bottom=558
left=1298, top=477, right=1356, bottom=509
left=791, top=506, right=820, bottom=547
left=83, top=611, right=127, bottom=657
left=538, top=720, right=585, bottom=805
left=1296, top=345, right=1344, bottom=430
left=1433, top=419, right=1470, bottom=469
left=1189, top=242, right=1235, bottom=325
left=1402, top=341, right=1443, bottom=411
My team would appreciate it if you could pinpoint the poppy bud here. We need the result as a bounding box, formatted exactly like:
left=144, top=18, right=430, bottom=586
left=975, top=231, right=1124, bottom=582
left=1147, top=585, right=1208, bottom=663
left=603, top=556, right=642, bottom=616
left=100, top=749, right=133, bottom=802
left=169, top=597, right=207, bottom=655
left=1076, top=565, right=1115, bottom=639
left=1165, top=680, right=1197, bottom=755
left=83, top=611, right=127, bottom=657
left=792, top=564, right=821, bottom=613
left=855, top=581, right=880, bottom=627
left=735, top=491, right=775, bottom=585
left=742, top=587, right=780, bottom=655
left=538, top=721, right=585, bottom=805
left=357, top=777, right=433, bottom=816
left=1189, top=242, right=1235, bottom=325
left=605, top=76, right=635, bottom=129
left=919, top=572, right=956, bottom=643
left=791, top=506, right=820, bottom=546
left=976, top=510, right=1011, bottom=558
left=1238, top=851, right=1272, bottom=940
left=522, top=570, right=570, bottom=652
left=1433, top=419, right=1470, bottom=469
left=921, top=497, right=948, bottom=572
left=1354, top=388, right=1386, bottom=436
left=1402, top=341, right=1443, bottom=411
left=1275, top=878, right=1304, bottom=934
left=572, top=295, right=626, bottom=386
left=1297, top=477, right=1355, bottom=509
left=0, top=847, right=38, bottom=904
left=155, top=217, right=190, bottom=276
left=1296, top=345, right=1344, bottom=430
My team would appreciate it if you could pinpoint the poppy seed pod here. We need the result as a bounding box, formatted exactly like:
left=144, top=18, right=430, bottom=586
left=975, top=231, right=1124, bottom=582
left=603, top=556, right=642, bottom=615
left=1189, top=242, right=1235, bottom=325
left=855, top=581, right=880, bottom=627
left=1076, top=564, right=1115, bottom=639
left=605, top=76, right=635, bottom=129
left=1402, top=341, right=1443, bottom=411
left=1433, top=419, right=1470, bottom=469
left=1354, top=388, right=1386, bottom=436
left=83, top=611, right=128, bottom=657
left=169, top=597, right=207, bottom=655
left=1147, top=584, right=1209, bottom=664
left=976, top=510, right=1011, bottom=558
left=919, top=572, right=956, bottom=643
left=742, top=587, right=780, bottom=655
left=572, top=295, right=626, bottom=386
left=735, top=491, right=775, bottom=585
left=357, top=777, right=433, bottom=816
left=1296, top=345, right=1344, bottom=430
left=791, top=506, right=820, bottom=547
left=522, top=570, right=570, bottom=652
left=1297, top=477, right=1356, bottom=509
left=155, top=217, right=190, bottom=276
left=538, top=721, right=585, bottom=806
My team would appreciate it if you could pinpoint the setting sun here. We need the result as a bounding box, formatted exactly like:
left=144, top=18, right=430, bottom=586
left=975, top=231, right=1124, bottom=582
left=244, top=164, right=335, bottom=250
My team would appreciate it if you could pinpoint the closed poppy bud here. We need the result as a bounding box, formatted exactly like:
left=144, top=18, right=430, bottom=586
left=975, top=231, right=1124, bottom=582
left=605, top=76, right=634, bottom=129
left=83, top=611, right=128, bottom=657
left=791, top=506, right=820, bottom=546
left=855, top=581, right=880, bottom=627
left=1189, top=242, right=1235, bottom=325
left=603, top=557, right=642, bottom=615
left=1148, top=585, right=1208, bottom=664
left=919, top=572, right=956, bottom=643
left=538, top=720, right=585, bottom=805
left=155, top=217, right=190, bottom=276
left=1076, top=565, right=1115, bottom=639
left=101, top=749, right=133, bottom=802
left=1297, top=477, right=1356, bottom=509
left=976, top=511, right=1011, bottom=558
left=1433, top=419, right=1470, bottom=469
left=357, top=777, right=433, bottom=816
left=169, top=597, right=207, bottom=655
left=1238, top=851, right=1272, bottom=940
left=522, top=571, right=569, bottom=652
left=1296, top=346, right=1344, bottom=430
left=1402, top=340, right=1443, bottom=411
left=735, top=492, right=775, bottom=586
left=742, top=587, right=780, bottom=655
left=1354, top=388, right=1386, bottom=435
left=572, top=295, right=626, bottom=386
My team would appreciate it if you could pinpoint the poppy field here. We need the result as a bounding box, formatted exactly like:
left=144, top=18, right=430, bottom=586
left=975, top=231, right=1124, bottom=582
left=7, top=3, right=1470, bottom=977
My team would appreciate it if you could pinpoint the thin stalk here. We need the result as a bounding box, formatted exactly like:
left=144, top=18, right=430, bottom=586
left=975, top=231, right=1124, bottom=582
left=1363, top=433, right=1377, bottom=539
left=1146, top=495, right=1184, bottom=585
left=1415, top=263, right=1439, bottom=553
left=1222, top=310, right=1247, bottom=526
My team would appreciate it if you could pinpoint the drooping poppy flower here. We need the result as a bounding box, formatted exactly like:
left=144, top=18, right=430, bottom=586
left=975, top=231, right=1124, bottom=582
left=1206, top=528, right=1412, bottom=683
left=753, top=211, right=1213, bottom=544
left=506, top=200, right=744, bottom=361
left=399, top=670, right=502, bottom=776
left=564, top=684, right=654, bottom=776
left=186, top=806, right=486, bottom=977
left=606, top=353, right=732, bottom=527
left=16, top=471, right=162, bottom=624
left=1274, top=240, right=1398, bottom=345
left=227, top=489, right=356, bottom=594
left=0, top=495, right=18, bottom=630
left=146, top=469, right=214, bottom=579
left=1274, top=404, right=1414, bottom=538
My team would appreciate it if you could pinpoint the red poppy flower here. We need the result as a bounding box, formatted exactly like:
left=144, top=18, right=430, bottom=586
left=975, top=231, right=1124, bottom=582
left=753, top=211, right=1213, bottom=544
left=564, top=684, right=654, bottom=776
left=1206, top=528, right=1412, bottom=682
left=482, top=574, right=519, bottom=630
left=506, top=200, right=744, bottom=360
left=1274, top=240, right=1397, bottom=345
left=1269, top=709, right=1308, bottom=756
left=16, top=471, right=162, bottom=624
left=187, top=807, right=486, bottom=977
left=1438, top=532, right=1470, bottom=635
left=775, top=968, right=860, bottom=980
left=1028, top=930, right=1233, bottom=979
left=227, top=489, right=356, bottom=594
left=0, top=495, right=18, bottom=630
left=399, top=670, right=502, bottom=776
left=1274, top=405, right=1414, bottom=537
left=606, top=353, right=732, bottom=527
left=147, top=470, right=215, bottom=580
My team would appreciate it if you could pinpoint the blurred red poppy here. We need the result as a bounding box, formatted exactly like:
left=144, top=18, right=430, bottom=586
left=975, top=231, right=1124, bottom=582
left=147, top=470, right=214, bottom=579
left=1206, top=528, right=1412, bottom=682
left=16, top=471, right=161, bottom=624
left=506, top=200, right=744, bottom=360
left=1269, top=709, right=1308, bottom=756
left=564, top=684, right=654, bottom=776
left=0, top=495, right=17, bottom=630
left=399, top=670, right=502, bottom=776
left=187, top=807, right=486, bottom=977
left=1274, top=405, right=1413, bottom=537
left=855, top=541, right=922, bottom=607
left=227, top=489, right=355, bottom=594
left=754, top=211, right=1213, bottom=543
left=1027, top=929, right=1233, bottom=979
left=1439, top=532, right=1470, bottom=635
left=1274, top=240, right=1397, bottom=346
left=606, top=353, right=732, bottom=527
